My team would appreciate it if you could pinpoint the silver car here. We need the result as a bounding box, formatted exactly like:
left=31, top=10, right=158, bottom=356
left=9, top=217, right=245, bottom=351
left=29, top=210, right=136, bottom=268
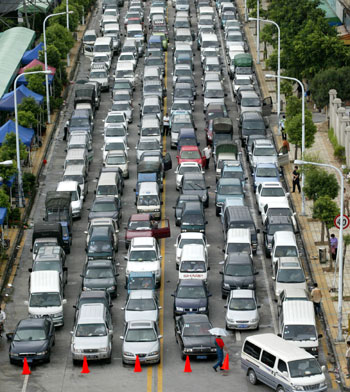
left=121, top=320, right=162, bottom=364
left=122, top=290, right=161, bottom=323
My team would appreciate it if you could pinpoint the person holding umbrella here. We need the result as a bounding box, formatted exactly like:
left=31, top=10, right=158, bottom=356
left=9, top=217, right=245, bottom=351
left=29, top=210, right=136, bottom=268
left=213, top=335, right=227, bottom=372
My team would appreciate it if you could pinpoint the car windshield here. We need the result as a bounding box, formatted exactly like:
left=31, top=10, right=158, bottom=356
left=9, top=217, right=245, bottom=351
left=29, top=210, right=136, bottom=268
left=225, top=263, right=252, bottom=276
left=33, top=261, right=61, bottom=272
left=175, top=69, right=192, bottom=77
left=179, top=166, right=200, bottom=175
left=274, top=246, right=298, bottom=258
left=92, top=201, right=116, bottom=212
left=94, top=44, right=111, bottom=52
left=127, top=298, right=156, bottom=311
left=218, top=184, right=242, bottom=195
left=70, top=118, right=90, bottom=127
left=14, top=327, right=47, bottom=341
left=129, top=250, right=157, bottom=261
left=177, top=285, right=206, bottom=298
left=96, top=185, right=117, bottom=196
left=175, top=89, right=192, bottom=98
left=267, top=208, right=291, bottom=217
left=142, top=128, right=160, bottom=136
left=106, top=155, right=126, bottom=164
left=86, top=265, right=113, bottom=278
left=205, top=89, right=224, bottom=98
left=235, top=78, right=250, bottom=85
left=128, top=220, right=152, bottom=229
left=277, top=268, right=305, bottom=283
left=106, top=128, right=125, bottom=137
left=268, top=224, right=293, bottom=235
left=172, top=103, right=191, bottom=112
left=202, top=40, right=219, bottom=48
left=227, top=243, right=250, bottom=253
left=183, top=321, right=211, bottom=336
left=261, top=187, right=285, bottom=197
left=179, top=239, right=204, bottom=248
left=182, top=213, right=205, bottom=225
left=183, top=180, right=206, bottom=190
left=93, top=55, right=109, bottom=62
left=114, top=82, right=130, bottom=89
left=129, top=276, right=154, bottom=289
left=256, top=167, right=277, bottom=177
left=229, top=298, right=256, bottom=311
left=120, top=54, right=134, bottom=61
left=181, top=150, right=200, bottom=159
left=90, top=71, right=107, bottom=79
left=29, top=292, right=61, bottom=307
left=222, top=170, right=243, bottom=180
left=144, top=85, right=162, bottom=93
left=283, top=325, right=317, bottom=342
left=112, top=103, right=129, bottom=111
left=241, top=97, right=260, bottom=107
left=88, top=240, right=113, bottom=253
left=126, top=328, right=157, bottom=342
left=106, top=142, right=125, bottom=151
left=138, top=195, right=159, bottom=205
left=288, top=359, right=322, bottom=378
left=106, top=114, right=125, bottom=123
left=243, top=120, right=265, bottom=130
left=180, top=261, right=206, bottom=272
left=138, top=141, right=159, bottom=150
left=254, top=147, right=276, bottom=156
left=76, top=323, right=107, bottom=337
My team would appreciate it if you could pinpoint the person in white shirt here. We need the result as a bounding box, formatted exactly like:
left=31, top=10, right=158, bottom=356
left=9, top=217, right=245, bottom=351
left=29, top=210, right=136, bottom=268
left=203, top=145, right=212, bottom=169
left=0, top=307, right=6, bottom=337
left=163, top=113, right=170, bottom=136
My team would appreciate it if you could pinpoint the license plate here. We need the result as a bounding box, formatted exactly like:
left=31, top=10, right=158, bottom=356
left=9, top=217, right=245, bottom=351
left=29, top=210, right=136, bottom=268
left=197, top=355, right=207, bottom=359
left=238, top=325, right=248, bottom=328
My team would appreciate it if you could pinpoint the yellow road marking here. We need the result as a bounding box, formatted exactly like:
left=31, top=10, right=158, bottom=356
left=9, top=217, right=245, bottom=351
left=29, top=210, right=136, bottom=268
left=318, top=320, right=337, bottom=389
left=147, top=366, right=153, bottom=392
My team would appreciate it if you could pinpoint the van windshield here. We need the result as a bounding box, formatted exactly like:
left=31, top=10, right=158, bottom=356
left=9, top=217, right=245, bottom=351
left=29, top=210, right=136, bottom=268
left=33, top=241, right=58, bottom=254
left=138, top=195, right=159, bottom=205
left=275, top=246, right=297, bottom=258
left=33, top=261, right=61, bottom=273
left=225, top=263, right=252, bottom=276
left=277, top=269, right=305, bottom=283
left=180, top=261, right=206, bottom=272
left=106, top=155, right=126, bottom=165
left=229, top=298, right=256, bottom=311
left=227, top=243, right=250, bottom=253
left=97, top=185, right=117, bottom=196
left=288, top=358, right=322, bottom=378
left=129, top=250, right=157, bottom=261
left=76, top=323, right=107, bottom=337
left=127, top=298, right=156, bottom=311
left=283, top=325, right=317, bottom=341
left=30, top=292, right=61, bottom=307
left=94, top=45, right=111, bottom=52
left=261, top=188, right=285, bottom=197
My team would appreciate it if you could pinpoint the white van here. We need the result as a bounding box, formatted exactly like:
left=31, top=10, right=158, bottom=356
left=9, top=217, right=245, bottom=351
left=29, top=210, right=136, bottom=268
left=224, top=228, right=252, bottom=258
left=279, top=301, right=322, bottom=357
left=57, top=181, right=83, bottom=219
left=179, top=244, right=209, bottom=282
left=96, top=171, right=120, bottom=199
left=277, top=287, right=310, bottom=316
left=26, top=271, right=67, bottom=326
left=241, top=333, right=327, bottom=391
left=63, top=164, right=88, bottom=199
left=64, top=149, right=89, bottom=172
left=136, top=182, right=161, bottom=219
left=271, top=231, right=298, bottom=270
left=115, top=62, right=135, bottom=86
left=93, top=36, right=113, bottom=59
left=273, top=257, right=307, bottom=298
left=83, top=29, right=97, bottom=57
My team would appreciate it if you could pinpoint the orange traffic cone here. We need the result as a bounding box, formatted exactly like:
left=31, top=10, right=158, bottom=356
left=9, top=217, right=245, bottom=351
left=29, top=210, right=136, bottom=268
left=81, top=356, right=90, bottom=374
left=134, top=355, right=142, bottom=372
left=221, top=354, right=229, bottom=371
left=184, top=355, right=192, bottom=373
left=22, top=357, right=31, bottom=375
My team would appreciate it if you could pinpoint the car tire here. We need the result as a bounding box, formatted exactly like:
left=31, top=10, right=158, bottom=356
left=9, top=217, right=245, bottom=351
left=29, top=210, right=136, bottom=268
left=222, top=293, right=227, bottom=300
left=225, top=323, right=230, bottom=331
left=105, top=355, right=112, bottom=364
left=73, top=359, right=80, bottom=366
left=216, top=207, right=220, bottom=217
left=276, top=387, right=285, bottom=392
left=248, top=369, right=258, bottom=385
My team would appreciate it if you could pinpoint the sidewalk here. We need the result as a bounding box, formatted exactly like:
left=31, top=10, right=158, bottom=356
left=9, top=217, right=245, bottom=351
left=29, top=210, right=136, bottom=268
left=236, top=0, right=350, bottom=389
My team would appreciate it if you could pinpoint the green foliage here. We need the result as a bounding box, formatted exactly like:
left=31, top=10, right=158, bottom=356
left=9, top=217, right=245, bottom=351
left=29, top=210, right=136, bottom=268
left=280, top=80, right=293, bottom=98
left=0, top=133, right=28, bottom=163
left=17, top=97, right=40, bottom=117
left=39, top=45, right=61, bottom=69
left=285, top=113, right=317, bottom=149
left=24, top=66, right=46, bottom=96
left=286, top=96, right=304, bottom=120
left=41, top=23, right=74, bottom=59
left=0, top=188, right=10, bottom=210
left=51, top=3, right=80, bottom=31
left=22, top=172, right=36, bottom=196
left=313, top=196, right=339, bottom=229
left=9, top=207, right=21, bottom=224
left=304, top=167, right=339, bottom=201
left=328, top=128, right=346, bottom=163
left=17, top=111, right=37, bottom=129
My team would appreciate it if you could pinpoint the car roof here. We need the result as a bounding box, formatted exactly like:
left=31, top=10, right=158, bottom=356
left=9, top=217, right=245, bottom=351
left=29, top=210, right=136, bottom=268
left=18, top=318, right=47, bottom=328
left=182, top=313, right=209, bottom=323
left=179, top=194, right=201, bottom=201
left=241, top=111, right=264, bottom=120
left=268, top=215, right=292, bottom=225
left=218, top=177, right=241, bottom=185
left=183, top=172, right=205, bottom=180
left=178, top=279, right=206, bottom=287
left=229, top=289, right=255, bottom=299
left=131, top=237, right=156, bottom=246
left=128, top=320, right=154, bottom=328
left=130, top=213, right=151, bottom=221
left=79, top=290, right=109, bottom=299
left=129, top=290, right=155, bottom=299
left=226, top=252, right=253, bottom=264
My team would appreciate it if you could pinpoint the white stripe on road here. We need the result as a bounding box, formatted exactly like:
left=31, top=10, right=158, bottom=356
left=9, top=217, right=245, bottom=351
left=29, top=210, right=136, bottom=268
left=235, top=331, right=241, bottom=342
left=21, top=375, right=29, bottom=392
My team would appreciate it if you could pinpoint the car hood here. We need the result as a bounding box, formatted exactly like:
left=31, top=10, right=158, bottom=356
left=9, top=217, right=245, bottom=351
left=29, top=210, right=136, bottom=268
left=226, top=308, right=258, bottom=321
left=175, top=297, right=208, bottom=309
left=182, top=189, right=206, bottom=198
left=253, top=156, right=277, bottom=166
left=123, top=340, right=159, bottom=355
left=89, top=211, right=118, bottom=220
left=216, top=194, right=244, bottom=203
left=127, top=261, right=159, bottom=273
left=125, top=229, right=153, bottom=241
left=73, top=335, right=109, bottom=350
left=224, top=275, right=254, bottom=287
left=182, top=335, right=216, bottom=348
left=83, top=277, right=116, bottom=289
left=254, top=176, right=279, bottom=186
left=11, top=340, right=48, bottom=354
left=125, top=310, right=158, bottom=323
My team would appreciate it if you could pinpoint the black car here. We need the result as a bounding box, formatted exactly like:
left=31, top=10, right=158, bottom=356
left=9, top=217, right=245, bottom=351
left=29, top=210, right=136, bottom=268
left=73, top=290, right=113, bottom=322
left=181, top=172, right=210, bottom=208
left=81, top=259, right=119, bottom=298
left=88, top=197, right=122, bottom=222
left=9, top=317, right=55, bottom=365
left=205, top=103, right=228, bottom=123
left=263, top=216, right=294, bottom=257
left=238, top=111, right=266, bottom=146
left=220, top=252, right=258, bottom=298
left=172, top=279, right=211, bottom=317
left=175, top=314, right=217, bottom=360
left=180, top=201, right=207, bottom=234
left=173, top=194, right=202, bottom=225
left=86, top=225, right=117, bottom=260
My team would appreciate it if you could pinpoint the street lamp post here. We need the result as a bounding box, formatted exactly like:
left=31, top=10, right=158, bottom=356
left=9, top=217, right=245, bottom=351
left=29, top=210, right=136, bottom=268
left=14, top=70, right=52, bottom=208
left=256, top=0, right=260, bottom=64
left=43, top=11, right=73, bottom=124
left=244, top=0, right=248, bottom=22
left=295, top=159, right=345, bottom=341
left=250, top=17, right=280, bottom=134
left=266, top=74, right=306, bottom=215
left=66, top=0, right=70, bottom=67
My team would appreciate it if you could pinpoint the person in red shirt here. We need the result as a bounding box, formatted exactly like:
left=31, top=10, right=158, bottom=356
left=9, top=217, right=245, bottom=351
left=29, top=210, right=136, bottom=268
left=213, top=335, right=226, bottom=371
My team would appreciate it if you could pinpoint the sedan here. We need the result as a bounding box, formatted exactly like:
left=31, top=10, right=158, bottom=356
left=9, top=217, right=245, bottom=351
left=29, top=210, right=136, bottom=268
left=118, top=53, right=137, bottom=70
left=88, top=197, right=122, bottom=222
left=81, top=259, right=118, bottom=298
left=177, top=146, right=206, bottom=168
left=122, top=290, right=161, bottom=323
left=174, top=314, right=217, bottom=360
left=253, top=163, right=280, bottom=191
left=102, top=137, right=129, bottom=161
left=9, top=317, right=55, bottom=365
left=255, top=182, right=289, bottom=215
left=136, top=138, right=162, bottom=163
left=110, top=101, right=133, bottom=123
left=174, top=162, right=203, bottom=190
left=215, top=178, right=244, bottom=216
left=173, top=194, right=202, bottom=225
left=172, top=279, right=211, bottom=316
left=121, top=321, right=162, bottom=364
left=103, top=111, right=128, bottom=131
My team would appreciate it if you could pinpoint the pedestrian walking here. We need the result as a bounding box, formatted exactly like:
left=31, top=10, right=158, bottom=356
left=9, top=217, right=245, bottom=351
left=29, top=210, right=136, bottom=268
left=346, top=341, right=350, bottom=378
left=311, top=283, right=322, bottom=316
left=163, top=113, right=170, bottom=136
left=292, top=165, right=301, bottom=193
left=203, top=144, right=212, bottom=170
left=213, top=335, right=227, bottom=372
left=344, top=188, right=350, bottom=217
left=330, top=233, right=338, bottom=262
left=281, top=139, right=290, bottom=154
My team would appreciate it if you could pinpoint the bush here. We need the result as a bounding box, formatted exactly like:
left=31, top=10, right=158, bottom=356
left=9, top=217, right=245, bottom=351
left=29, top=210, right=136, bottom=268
left=22, top=173, right=36, bottom=196
left=328, top=128, right=346, bottom=163
left=9, top=207, right=21, bottom=224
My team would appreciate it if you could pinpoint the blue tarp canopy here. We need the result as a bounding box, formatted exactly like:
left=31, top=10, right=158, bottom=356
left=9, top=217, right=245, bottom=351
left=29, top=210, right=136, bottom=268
left=17, top=73, right=54, bottom=86
left=21, top=42, right=44, bottom=65
left=0, top=174, right=16, bottom=188
left=0, top=120, right=34, bottom=147
left=0, top=85, right=43, bottom=112
left=0, top=208, right=7, bottom=225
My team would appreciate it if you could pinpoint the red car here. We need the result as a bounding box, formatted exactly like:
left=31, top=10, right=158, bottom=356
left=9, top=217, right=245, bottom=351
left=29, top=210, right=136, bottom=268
left=176, top=146, right=206, bottom=168
left=124, top=214, right=170, bottom=248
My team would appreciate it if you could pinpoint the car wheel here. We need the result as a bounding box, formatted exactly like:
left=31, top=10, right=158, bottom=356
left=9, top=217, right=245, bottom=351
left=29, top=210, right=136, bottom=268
left=222, top=293, right=227, bottom=300
left=105, top=355, right=112, bottom=364
left=225, top=323, right=230, bottom=331
left=216, top=207, right=220, bottom=217
left=46, top=353, right=51, bottom=363
left=248, top=369, right=258, bottom=385
left=276, top=387, right=285, bottom=392
left=73, top=359, right=80, bottom=366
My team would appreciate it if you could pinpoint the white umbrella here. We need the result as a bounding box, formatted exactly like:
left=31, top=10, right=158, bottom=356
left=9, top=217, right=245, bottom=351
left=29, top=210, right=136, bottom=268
left=208, top=328, right=229, bottom=337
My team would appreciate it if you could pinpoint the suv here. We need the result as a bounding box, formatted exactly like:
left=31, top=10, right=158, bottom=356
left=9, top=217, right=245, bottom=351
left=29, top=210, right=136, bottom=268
left=238, top=111, right=266, bottom=146
left=125, top=237, right=162, bottom=287
left=85, top=225, right=117, bottom=261
left=89, top=64, right=109, bottom=91
left=263, top=215, right=294, bottom=257
left=181, top=172, right=210, bottom=208
left=180, top=201, right=207, bottom=234
left=249, top=139, right=278, bottom=172
left=66, top=109, right=94, bottom=135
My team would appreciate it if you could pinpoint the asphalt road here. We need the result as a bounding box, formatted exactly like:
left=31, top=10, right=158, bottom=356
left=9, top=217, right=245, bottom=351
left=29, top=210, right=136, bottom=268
left=0, top=0, right=334, bottom=391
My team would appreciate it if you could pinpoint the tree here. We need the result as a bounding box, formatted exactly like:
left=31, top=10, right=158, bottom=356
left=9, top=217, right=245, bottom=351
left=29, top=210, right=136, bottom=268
left=51, top=2, right=80, bottom=32
left=17, top=97, right=40, bottom=118
left=39, top=45, right=61, bottom=69
left=0, top=188, right=10, bottom=210
left=17, top=111, right=37, bottom=129
left=285, top=113, right=317, bottom=159
left=303, top=168, right=339, bottom=202
left=25, top=66, right=46, bottom=96
left=0, top=133, right=28, bottom=163
left=41, top=23, right=74, bottom=59
left=313, top=196, right=340, bottom=268
left=286, top=96, right=304, bottom=120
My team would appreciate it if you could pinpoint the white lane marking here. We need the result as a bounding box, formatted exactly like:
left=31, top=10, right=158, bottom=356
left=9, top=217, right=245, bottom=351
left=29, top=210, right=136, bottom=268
left=235, top=331, right=241, bottom=342
left=21, top=375, right=29, bottom=392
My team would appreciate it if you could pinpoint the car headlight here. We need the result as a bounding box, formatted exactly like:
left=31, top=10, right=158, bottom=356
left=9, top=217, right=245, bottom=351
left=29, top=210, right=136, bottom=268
left=216, top=202, right=223, bottom=206
left=223, top=283, right=230, bottom=289
left=149, top=351, right=159, bottom=356
left=83, top=287, right=91, bottom=291
left=37, top=351, right=48, bottom=356
left=319, top=382, right=326, bottom=387
left=199, top=307, right=206, bottom=311
left=250, top=318, right=258, bottom=323
left=176, top=307, right=184, bottom=311
left=88, top=256, right=94, bottom=260
left=311, top=347, right=318, bottom=352
left=73, top=348, right=83, bottom=353
left=248, top=283, right=254, bottom=289
left=123, top=351, right=134, bottom=357
left=292, top=386, right=304, bottom=391
left=55, top=312, right=63, bottom=317
left=10, top=353, right=19, bottom=357
left=210, top=348, right=217, bottom=352
left=184, top=348, right=193, bottom=352
left=107, top=256, right=113, bottom=260
left=98, top=348, right=108, bottom=353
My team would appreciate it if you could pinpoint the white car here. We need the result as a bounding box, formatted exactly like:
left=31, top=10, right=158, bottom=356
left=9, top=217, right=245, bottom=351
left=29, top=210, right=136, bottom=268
left=91, top=53, right=111, bottom=70
left=174, top=162, right=204, bottom=190
left=102, top=137, right=129, bottom=161
left=117, top=53, right=137, bottom=71
left=103, top=111, right=128, bottom=132
left=225, top=289, right=260, bottom=330
left=104, top=150, right=129, bottom=178
left=122, top=290, right=161, bottom=323
left=104, top=123, right=128, bottom=145
left=261, top=201, right=297, bottom=230
left=255, top=182, right=289, bottom=215
left=174, top=232, right=209, bottom=269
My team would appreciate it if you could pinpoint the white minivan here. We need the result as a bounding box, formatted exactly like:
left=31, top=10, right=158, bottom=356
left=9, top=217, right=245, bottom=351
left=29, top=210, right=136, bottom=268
left=136, top=182, right=161, bottom=219
left=93, top=36, right=113, bottom=59
left=271, top=231, right=298, bottom=270
left=241, top=333, right=327, bottom=391
left=56, top=181, right=83, bottom=219
left=224, top=228, right=252, bottom=258
left=178, top=244, right=209, bottom=282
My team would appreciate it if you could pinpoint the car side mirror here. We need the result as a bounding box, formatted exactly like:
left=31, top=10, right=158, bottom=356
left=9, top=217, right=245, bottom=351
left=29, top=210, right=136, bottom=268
left=222, top=249, right=225, bottom=253
left=158, top=335, right=163, bottom=339
left=277, top=333, right=282, bottom=337
left=124, top=256, right=128, bottom=260
left=63, top=267, right=68, bottom=272
left=120, top=336, right=124, bottom=340
left=207, top=266, right=210, bottom=271
left=257, top=305, right=261, bottom=308
left=207, top=293, right=212, bottom=297
left=256, top=229, right=260, bottom=233
left=272, top=276, right=275, bottom=280
left=255, top=271, right=259, bottom=275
